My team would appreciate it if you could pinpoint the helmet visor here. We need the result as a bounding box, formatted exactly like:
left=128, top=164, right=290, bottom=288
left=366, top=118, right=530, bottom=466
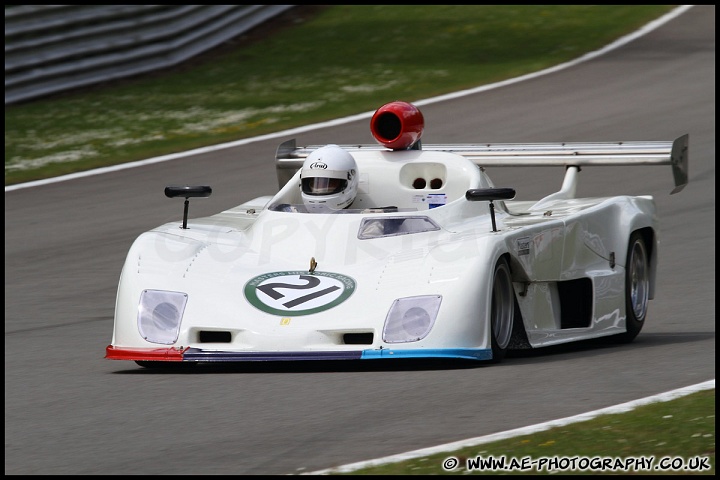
left=302, top=177, right=347, bottom=196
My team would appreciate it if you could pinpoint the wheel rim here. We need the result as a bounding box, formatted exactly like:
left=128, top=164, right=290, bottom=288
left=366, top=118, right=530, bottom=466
left=491, top=263, right=514, bottom=350
left=629, top=240, right=649, bottom=321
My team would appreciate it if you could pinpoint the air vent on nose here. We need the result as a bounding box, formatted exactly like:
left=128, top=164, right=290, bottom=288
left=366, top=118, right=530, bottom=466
left=199, top=331, right=232, bottom=343
left=343, top=332, right=374, bottom=345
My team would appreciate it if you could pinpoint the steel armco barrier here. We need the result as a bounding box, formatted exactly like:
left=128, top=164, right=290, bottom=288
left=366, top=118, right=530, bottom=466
left=5, top=5, right=295, bottom=105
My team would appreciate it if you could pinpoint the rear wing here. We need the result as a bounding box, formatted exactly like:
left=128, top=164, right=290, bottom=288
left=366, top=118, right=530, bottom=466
left=275, top=134, right=689, bottom=194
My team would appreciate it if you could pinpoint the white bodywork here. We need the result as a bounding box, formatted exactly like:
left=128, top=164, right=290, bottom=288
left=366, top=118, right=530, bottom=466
left=106, top=131, right=687, bottom=364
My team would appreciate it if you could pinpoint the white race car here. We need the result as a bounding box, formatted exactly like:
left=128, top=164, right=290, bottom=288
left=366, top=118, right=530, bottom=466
left=105, top=101, right=689, bottom=367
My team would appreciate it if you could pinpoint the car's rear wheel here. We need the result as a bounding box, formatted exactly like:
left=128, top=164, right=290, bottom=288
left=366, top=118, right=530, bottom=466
left=616, top=232, right=649, bottom=343
left=489, top=258, right=514, bottom=362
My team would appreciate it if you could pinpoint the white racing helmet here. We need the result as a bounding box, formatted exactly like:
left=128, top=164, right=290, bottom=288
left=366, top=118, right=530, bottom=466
left=301, top=144, right=358, bottom=212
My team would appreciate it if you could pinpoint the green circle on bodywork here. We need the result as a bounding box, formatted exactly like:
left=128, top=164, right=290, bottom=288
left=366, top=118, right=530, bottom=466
left=244, top=271, right=356, bottom=316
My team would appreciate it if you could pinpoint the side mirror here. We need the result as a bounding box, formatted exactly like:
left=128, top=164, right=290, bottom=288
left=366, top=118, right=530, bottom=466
left=165, top=185, right=212, bottom=229
left=465, top=188, right=516, bottom=232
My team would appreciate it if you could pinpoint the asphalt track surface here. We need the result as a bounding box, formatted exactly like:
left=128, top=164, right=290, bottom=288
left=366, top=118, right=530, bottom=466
left=4, top=5, right=714, bottom=475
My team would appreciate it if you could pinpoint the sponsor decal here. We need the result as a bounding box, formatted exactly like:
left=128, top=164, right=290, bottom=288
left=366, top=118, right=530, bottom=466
left=411, top=193, right=448, bottom=208
left=244, top=271, right=356, bottom=316
left=427, top=193, right=447, bottom=209
left=309, top=161, right=327, bottom=170
left=517, top=236, right=531, bottom=256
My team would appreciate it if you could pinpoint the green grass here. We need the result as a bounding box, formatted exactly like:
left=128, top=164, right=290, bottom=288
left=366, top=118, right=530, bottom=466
left=320, top=388, right=715, bottom=475
left=5, top=5, right=676, bottom=185
left=6, top=4, right=714, bottom=475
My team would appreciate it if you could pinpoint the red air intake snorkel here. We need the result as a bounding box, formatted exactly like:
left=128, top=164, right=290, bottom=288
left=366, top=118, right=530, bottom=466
left=370, top=101, right=424, bottom=150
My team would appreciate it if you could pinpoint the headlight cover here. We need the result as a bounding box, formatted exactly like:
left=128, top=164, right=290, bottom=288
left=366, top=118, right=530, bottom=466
left=382, top=295, right=442, bottom=343
left=137, top=290, right=188, bottom=344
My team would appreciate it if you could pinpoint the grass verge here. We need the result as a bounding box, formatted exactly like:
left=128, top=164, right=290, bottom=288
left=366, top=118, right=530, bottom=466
left=319, top=388, right=715, bottom=475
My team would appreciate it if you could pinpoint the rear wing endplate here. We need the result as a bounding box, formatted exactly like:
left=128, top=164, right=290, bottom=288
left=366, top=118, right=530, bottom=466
left=276, top=134, right=689, bottom=194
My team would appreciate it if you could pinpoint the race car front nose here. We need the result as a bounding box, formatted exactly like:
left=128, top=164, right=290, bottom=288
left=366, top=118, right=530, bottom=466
left=125, top=288, right=444, bottom=352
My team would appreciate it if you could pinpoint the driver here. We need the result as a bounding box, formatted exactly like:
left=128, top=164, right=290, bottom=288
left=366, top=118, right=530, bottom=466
left=300, top=144, right=358, bottom=212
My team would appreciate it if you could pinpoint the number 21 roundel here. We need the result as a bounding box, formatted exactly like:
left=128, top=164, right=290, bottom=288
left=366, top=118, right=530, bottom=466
left=244, top=271, right=356, bottom=316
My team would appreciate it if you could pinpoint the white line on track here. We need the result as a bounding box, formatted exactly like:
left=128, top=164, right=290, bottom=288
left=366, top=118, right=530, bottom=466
left=5, top=5, right=694, bottom=193
left=303, top=379, right=715, bottom=475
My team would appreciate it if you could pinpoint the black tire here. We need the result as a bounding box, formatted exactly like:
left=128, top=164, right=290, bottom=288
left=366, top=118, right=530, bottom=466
left=615, top=232, right=650, bottom=343
left=489, top=258, right=515, bottom=362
